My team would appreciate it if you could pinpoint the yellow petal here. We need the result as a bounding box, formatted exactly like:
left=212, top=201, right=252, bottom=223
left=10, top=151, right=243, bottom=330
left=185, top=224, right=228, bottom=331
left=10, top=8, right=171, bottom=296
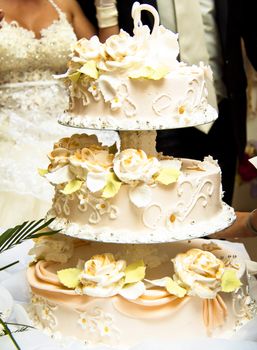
left=221, top=269, right=242, bottom=293
left=79, top=60, right=99, bottom=79
left=57, top=268, right=82, bottom=289
left=155, top=168, right=181, bottom=185
left=38, top=168, right=48, bottom=177
left=166, top=277, right=187, bottom=298
left=102, top=173, right=122, bottom=199
left=61, top=179, right=83, bottom=195
left=125, top=260, right=146, bottom=284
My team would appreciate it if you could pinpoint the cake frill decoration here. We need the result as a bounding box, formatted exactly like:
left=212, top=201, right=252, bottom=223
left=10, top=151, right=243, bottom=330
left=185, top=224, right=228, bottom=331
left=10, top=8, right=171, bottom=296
left=29, top=237, right=242, bottom=333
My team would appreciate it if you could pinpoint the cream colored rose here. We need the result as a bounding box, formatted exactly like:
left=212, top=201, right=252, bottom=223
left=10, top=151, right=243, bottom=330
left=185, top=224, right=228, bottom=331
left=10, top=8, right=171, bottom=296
left=48, top=148, right=71, bottom=172
left=173, top=248, right=225, bottom=299
left=113, top=149, right=160, bottom=184
left=99, top=30, right=146, bottom=72
left=70, top=146, right=114, bottom=192
left=29, top=234, right=74, bottom=263
left=70, top=146, right=113, bottom=172
left=72, top=36, right=105, bottom=63
left=79, top=253, right=126, bottom=297
left=54, top=134, right=100, bottom=152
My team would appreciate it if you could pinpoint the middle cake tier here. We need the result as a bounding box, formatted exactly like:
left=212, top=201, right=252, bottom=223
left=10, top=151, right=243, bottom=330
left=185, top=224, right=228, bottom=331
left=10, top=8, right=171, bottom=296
left=44, top=134, right=235, bottom=243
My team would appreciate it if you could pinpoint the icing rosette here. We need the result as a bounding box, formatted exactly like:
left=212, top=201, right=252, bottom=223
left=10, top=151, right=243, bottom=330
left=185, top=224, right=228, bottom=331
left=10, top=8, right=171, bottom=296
left=69, top=146, right=114, bottom=192
left=29, top=234, right=75, bottom=264
left=71, top=36, right=105, bottom=63
left=113, top=149, right=160, bottom=184
left=98, top=30, right=148, bottom=72
left=79, top=253, right=126, bottom=297
left=172, top=249, right=225, bottom=299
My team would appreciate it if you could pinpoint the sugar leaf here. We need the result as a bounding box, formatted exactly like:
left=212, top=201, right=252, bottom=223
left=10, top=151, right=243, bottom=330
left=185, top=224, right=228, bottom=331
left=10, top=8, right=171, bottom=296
left=68, top=71, right=81, bottom=83
left=102, top=173, right=122, bottom=199
left=62, top=179, right=83, bottom=195
left=155, top=168, right=181, bottom=185
left=221, top=269, right=242, bottom=293
left=124, top=260, right=146, bottom=284
left=79, top=60, right=98, bottom=79
left=57, top=268, right=82, bottom=289
left=166, top=277, right=187, bottom=298
left=38, top=168, right=48, bottom=177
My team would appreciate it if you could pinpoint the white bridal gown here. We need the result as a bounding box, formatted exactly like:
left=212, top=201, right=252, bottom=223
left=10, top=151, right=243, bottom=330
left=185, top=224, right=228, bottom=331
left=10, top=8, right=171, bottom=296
left=0, top=0, right=77, bottom=227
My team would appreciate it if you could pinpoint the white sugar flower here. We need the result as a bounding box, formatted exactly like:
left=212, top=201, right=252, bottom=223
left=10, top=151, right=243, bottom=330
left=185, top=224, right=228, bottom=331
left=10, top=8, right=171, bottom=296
left=173, top=249, right=225, bottom=299
left=113, top=149, right=160, bottom=184
left=80, top=253, right=126, bottom=297
left=29, top=234, right=74, bottom=263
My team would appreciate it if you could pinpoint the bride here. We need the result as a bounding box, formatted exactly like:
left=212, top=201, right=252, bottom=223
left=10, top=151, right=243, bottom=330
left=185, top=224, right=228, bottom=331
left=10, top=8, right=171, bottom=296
left=0, top=0, right=118, bottom=227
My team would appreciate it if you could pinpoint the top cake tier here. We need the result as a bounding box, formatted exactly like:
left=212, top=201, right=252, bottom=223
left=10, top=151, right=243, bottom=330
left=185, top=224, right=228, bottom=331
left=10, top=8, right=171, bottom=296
left=58, top=3, right=217, bottom=131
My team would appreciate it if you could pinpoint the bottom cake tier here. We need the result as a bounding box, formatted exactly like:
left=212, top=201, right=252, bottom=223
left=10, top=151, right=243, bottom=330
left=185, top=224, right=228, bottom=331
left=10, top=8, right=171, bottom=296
left=27, top=236, right=257, bottom=348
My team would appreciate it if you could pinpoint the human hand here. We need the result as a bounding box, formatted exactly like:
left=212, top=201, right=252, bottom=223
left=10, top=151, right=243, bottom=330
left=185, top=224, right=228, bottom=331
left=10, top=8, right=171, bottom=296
left=94, top=0, right=118, bottom=28
left=210, top=211, right=256, bottom=239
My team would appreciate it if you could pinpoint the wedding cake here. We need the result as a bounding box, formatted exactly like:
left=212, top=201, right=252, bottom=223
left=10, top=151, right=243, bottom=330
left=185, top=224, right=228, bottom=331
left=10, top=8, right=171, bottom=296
left=27, top=3, right=256, bottom=348
left=58, top=3, right=216, bottom=131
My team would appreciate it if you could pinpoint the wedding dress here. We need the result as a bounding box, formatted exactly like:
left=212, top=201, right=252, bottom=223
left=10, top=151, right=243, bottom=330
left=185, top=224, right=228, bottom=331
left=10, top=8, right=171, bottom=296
left=0, top=0, right=77, bottom=227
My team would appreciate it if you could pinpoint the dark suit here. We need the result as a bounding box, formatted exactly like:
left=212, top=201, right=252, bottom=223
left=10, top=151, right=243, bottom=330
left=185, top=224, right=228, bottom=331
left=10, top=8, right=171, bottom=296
left=78, top=0, right=257, bottom=205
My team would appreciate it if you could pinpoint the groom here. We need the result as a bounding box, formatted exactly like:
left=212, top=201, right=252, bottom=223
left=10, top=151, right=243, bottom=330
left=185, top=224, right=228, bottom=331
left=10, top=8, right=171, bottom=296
left=78, top=0, right=257, bottom=205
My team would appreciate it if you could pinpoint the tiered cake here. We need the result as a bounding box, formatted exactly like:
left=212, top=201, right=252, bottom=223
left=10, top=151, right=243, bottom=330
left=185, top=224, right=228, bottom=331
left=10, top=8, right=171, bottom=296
left=27, top=3, right=256, bottom=348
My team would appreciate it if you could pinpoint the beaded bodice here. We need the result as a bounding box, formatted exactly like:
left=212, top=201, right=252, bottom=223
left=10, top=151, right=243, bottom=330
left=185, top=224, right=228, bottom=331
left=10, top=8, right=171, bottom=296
left=0, top=0, right=78, bottom=201
left=0, top=0, right=77, bottom=85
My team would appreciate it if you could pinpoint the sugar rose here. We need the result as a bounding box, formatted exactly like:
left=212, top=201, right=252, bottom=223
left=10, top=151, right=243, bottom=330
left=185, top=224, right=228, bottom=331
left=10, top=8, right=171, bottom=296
left=173, top=249, right=225, bottom=299
left=100, top=30, right=146, bottom=72
left=29, top=235, right=74, bottom=263
left=72, top=36, right=105, bottom=63
left=70, top=146, right=114, bottom=173
left=113, top=149, right=160, bottom=184
left=80, top=253, right=126, bottom=297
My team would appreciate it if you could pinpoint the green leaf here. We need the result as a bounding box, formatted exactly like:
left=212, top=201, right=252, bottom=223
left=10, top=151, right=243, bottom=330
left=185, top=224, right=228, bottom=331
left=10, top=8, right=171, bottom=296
left=166, top=277, right=187, bottom=298
left=61, top=179, right=83, bottom=195
left=68, top=71, right=81, bottom=83
left=57, top=268, right=82, bottom=289
left=124, top=260, right=146, bottom=284
left=79, top=60, right=99, bottom=79
left=102, top=173, right=122, bottom=199
left=155, top=168, right=181, bottom=185
left=0, top=217, right=57, bottom=271
left=221, top=269, right=242, bottom=293
left=38, top=168, right=48, bottom=177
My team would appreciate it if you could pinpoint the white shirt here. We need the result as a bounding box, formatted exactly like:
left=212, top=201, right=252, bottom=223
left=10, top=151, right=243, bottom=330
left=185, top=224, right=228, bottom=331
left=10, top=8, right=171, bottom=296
left=157, top=0, right=227, bottom=101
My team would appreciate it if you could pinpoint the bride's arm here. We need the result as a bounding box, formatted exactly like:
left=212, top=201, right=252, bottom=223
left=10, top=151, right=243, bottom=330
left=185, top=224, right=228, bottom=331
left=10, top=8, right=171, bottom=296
left=64, top=0, right=119, bottom=41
